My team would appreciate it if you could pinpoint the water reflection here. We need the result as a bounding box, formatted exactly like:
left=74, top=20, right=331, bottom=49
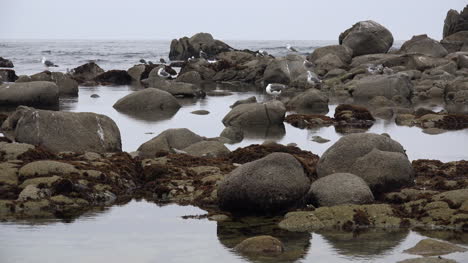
left=115, top=107, right=180, bottom=122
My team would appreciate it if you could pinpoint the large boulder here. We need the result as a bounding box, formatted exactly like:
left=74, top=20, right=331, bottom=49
left=113, top=88, right=181, bottom=112
left=263, top=54, right=307, bottom=85
left=1, top=106, right=121, bottom=153
left=222, top=101, right=286, bottom=128
left=287, top=89, right=329, bottom=114
left=0, top=81, right=59, bottom=107
left=94, top=70, right=132, bottom=85
left=169, top=33, right=233, bottom=60
left=71, top=62, right=105, bottom=82
left=443, top=6, right=468, bottom=38
left=0, top=57, right=14, bottom=68
left=399, top=35, right=448, bottom=58
left=137, top=128, right=204, bottom=157
left=308, top=173, right=374, bottom=207
left=339, top=20, right=394, bottom=56
left=218, top=152, right=310, bottom=214
left=351, top=74, right=413, bottom=102
left=29, top=71, right=78, bottom=96
left=316, top=133, right=413, bottom=193
left=0, top=69, right=18, bottom=82
left=440, top=31, right=468, bottom=53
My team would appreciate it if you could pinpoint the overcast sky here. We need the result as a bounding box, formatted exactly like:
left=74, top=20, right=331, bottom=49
left=1, top=0, right=466, bottom=41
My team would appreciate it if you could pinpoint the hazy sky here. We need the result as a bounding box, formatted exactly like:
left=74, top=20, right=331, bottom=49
left=1, top=0, right=466, bottom=40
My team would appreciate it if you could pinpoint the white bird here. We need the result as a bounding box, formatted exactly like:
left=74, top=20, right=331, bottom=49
left=41, top=57, right=58, bottom=67
left=266, top=83, right=287, bottom=99
left=286, top=44, right=298, bottom=52
left=307, top=71, right=322, bottom=86
left=367, top=64, right=384, bottom=75
left=199, top=50, right=208, bottom=59
left=188, top=56, right=195, bottom=62
left=157, top=67, right=170, bottom=79
left=258, top=50, right=269, bottom=56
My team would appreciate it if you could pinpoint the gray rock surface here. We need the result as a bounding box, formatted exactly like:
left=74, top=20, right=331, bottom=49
left=137, top=128, right=204, bottom=157
left=339, top=20, right=394, bottom=56
left=287, top=89, right=329, bottom=114
left=222, top=101, right=286, bottom=128
left=351, top=74, right=413, bottom=102
left=169, top=33, right=232, bottom=60
left=113, top=88, right=181, bottom=112
left=29, top=71, right=78, bottom=95
left=182, top=141, right=230, bottom=157
left=399, top=34, right=448, bottom=58
left=0, top=81, right=59, bottom=106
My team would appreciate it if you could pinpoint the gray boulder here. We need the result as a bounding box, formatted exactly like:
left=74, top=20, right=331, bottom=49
left=230, top=96, right=257, bottom=108
left=263, top=54, right=307, bottom=85
left=137, top=128, right=204, bottom=157
left=1, top=106, right=121, bottom=153
left=29, top=71, right=78, bottom=95
left=443, top=6, right=468, bottom=38
left=182, top=141, right=230, bottom=157
left=169, top=33, right=233, bottom=60
left=339, top=20, right=394, bottom=56
left=407, top=55, right=451, bottom=71
left=71, top=62, right=105, bottom=82
left=113, top=88, right=181, bottom=112
left=0, top=57, right=14, bottom=68
left=351, top=74, right=413, bottom=102
left=440, top=31, right=468, bottom=53
left=222, top=101, right=286, bottom=128
left=307, top=45, right=353, bottom=64
left=176, top=71, right=203, bottom=84
left=314, top=53, right=348, bottom=72
left=0, top=69, right=18, bottom=82
left=0, top=81, right=59, bottom=106
left=308, top=173, right=374, bottom=207
left=287, top=89, right=329, bottom=114
left=399, top=35, right=448, bottom=58
left=218, top=152, right=310, bottom=214
left=317, top=133, right=413, bottom=193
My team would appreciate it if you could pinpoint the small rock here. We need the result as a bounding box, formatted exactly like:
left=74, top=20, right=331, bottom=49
left=90, top=94, right=100, bottom=98
left=191, top=110, right=210, bottom=115
left=403, top=238, right=467, bottom=256
left=311, top=136, right=330, bottom=143
left=422, top=128, right=447, bottom=135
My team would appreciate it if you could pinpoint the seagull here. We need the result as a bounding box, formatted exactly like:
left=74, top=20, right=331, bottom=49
left=188, top=56, right=195, bottom=62
left=303, top=60, right=315, bottom=69
left=41, top=57, right=58, bottom=67
left=258, top=50, right=269, bottom=56
left=266, top=83, right=287, bottom=99
left=139, top=59, right=147, bottom=64
left=199, top=50, right=208, bottom=59
left=157, top=67, right=170, bottom=79
left=286, top=44, right=298, bottom=52
left=160, top=58, right=166, bottom=64
left=367, top=64, right=384, bottom=75
left=307, top=71, right=322, bottom=86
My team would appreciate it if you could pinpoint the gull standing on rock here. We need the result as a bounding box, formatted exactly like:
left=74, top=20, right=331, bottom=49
left=286, top=44, right=298, bottom=52
left=258, top=50, right=269, bottom=56
left=157, top=67, right=170, bottom=79
left=199, top=50, right=208, bottom=59
left=307, top=71, right=322, bottom=87
left=160, top=58, right=166, bottom=64
left=266, top=83, right=287, bottom=100
left=41, top=57, right=58, bottom=68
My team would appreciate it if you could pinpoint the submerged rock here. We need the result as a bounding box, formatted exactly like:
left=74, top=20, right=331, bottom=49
left=0, top=81, right=59, bottom=107
left=222, top=101, right=286, bottom=128
left=339, top=20, right=394, bottom=56
left=137, top=128, right=204, bottom=157
left=1, top=106, right=121, bottom=153
left=234, top=235, right=284, bottom=256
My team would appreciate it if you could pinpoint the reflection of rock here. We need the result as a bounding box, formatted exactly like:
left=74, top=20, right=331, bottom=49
left=241, top=124, right=286, bottom=140
left=116, top=107, right=179, bottom=122
left=413, top=229, right=468, bottom=245
left=403, top=238, right=467, bottom=256
left=217, top=217, right=311, bottom=263
left=319, top=228, right=409, bottom=257
left=234, top=235, right=284, bottom=256
left=397, top=257, right=457, bottom=263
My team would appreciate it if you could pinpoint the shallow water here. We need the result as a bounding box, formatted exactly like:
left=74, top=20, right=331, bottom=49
left=0, top=200, right=467, bottom=263
left=60, top=84, right=468, bottom=161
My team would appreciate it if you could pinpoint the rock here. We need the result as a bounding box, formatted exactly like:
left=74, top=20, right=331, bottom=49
left=404, top=238, right=467, bottom=256
left=278, top=211, right=325, bottom=232
left=0, top=162, right=19, bottom=186
left=263, top=54, right=307, bottom=84
left=29, top=71, right=78, bottom=96
left=127, top=64, right=146, bottom=82
left=94, top=70, right=132, bottom=85
left=397, top=258, right=458, bottom=263
left=19, top=160, right=79, bottom=179
left=113, top=88, right=181, bottom=112
left=314, top=53, right=348, bottom=72
left=190, top=110, right=209, bottom=115
left=311, top=136, right=330, bottom=143
left=0, top=69, right=18, bottom=82
left=182, top=141, right=230, bottom=157
left=20, top=176, right=61, bottom=189
left=17, top=185, right=50, bottom=201
left=399, top=35, right=448, bottom=58
left=230, top=96, right=257, bottom=108
left=351, top=74, right=413, bottom=102
left=176, top=71, right=203, bottom=84
left=152, top=81, right=204, bottom=98
left=222, top=100, right=286, bottom=128
left=443, top=6, right=468, bottom=38
left=422, top=128, right=447, bottom=135
left=137, top=128, right=204, bottom=157
left=234, top=235, right=284, bottom=256
left=458, top=54, right=468, bottom=69
left=15, top=75, right=31, bottom=82
left=308, top=173, right=374, bottom=207
left=90, top=94, right=100, bottom=98
left=71, top=62, right=105, bottom=82
left=317, top=133, right=413, bottom=193
left=0, top=142, right=35, bottom=160
left=287, top=89, right=329, bottom=114
left=307, top=45, right=353, bottom=64
left=0, top=81, right=59, bottom=107
left=350, top=53, right=407, bottom=68
left=1, top=106, right=121, bottom=153
left=220, top=126, right=244, bottom=143
left=169, top=33, right=233, bottom=60
left=334, top=104, right=375, bottom=122
left=339, top=20, right=394, bottom=56
left=0, top=57, right=14, bottom=68
left=407, top=55, right=451, bottom=71
left=432, top=189, right=468, bottom=207
left=206, top=90, right=232, bottom=96
left=218, top=152, right=310, bottom=214
left=441, top=31, right=468, bottom=53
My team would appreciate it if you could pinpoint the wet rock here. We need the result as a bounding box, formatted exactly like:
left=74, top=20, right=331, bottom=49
left=137, top=128, right=204, bottom=157
left=218, top=152, right=310, bottom=214
left=339, top=20, right=394, bottom=56
left=154, top=81, right=205, bottom=98
left=334, top=104, right=375, bottom=130
left=234, top=235, right=284, bottom=256
left=19, top=160, right=79, bottom=179
left=397, top=257, right=458, bottom=263
left=220, top=126, right=244, bottom=143
left=0, top=69, right=18, bottom=82
left=17, top=185, right=50, bottom=201
left=278, top=211, right=325, bottom=232
left=0, top=162, right=19, bottom=186
left=0, top=81, right=59, bottom=107
left=317, top=133, right=413, bottom=193
left=182, top=141, right=230, bottom=157
left=308, top=173, right=374, bottom=207
left=71, top=62, right=105, bottom=83
left=15, top=75, right=31, bottom=82
left=443, top=6, right=468, bottom=38
left=28, top=71, right=79, bottom=96
left=190, top=110, right=209, bottom=115
left=287, top=89, right=329, bottom=114
left=2, top=106, right=121, bottom=153
left=93, top=70, right=132, bottom=85
left=0, top=57, right=14, bottom=68
left=0, top=142, right=35, bottom=160
left=230, top=96, right=257, bottom=108
left=422, top=128, right=447, bottom=135
left=263, top=54, right=307, bottom=85
left=314, top=53, right=348, bottom=72
left=404, top=238, right=467, bottom=256
left=311, top=135, right=330, bottom=143
left=113, top=88, right=181, bottom=112
left=176, top=71, right=203, bottom=84
left=285, top=114, right=335, bottom=129
left=399, top=34, right=448, bottom=58
left=351, top=74, right=413, bottom=103
left=432, top=189, right=468, bottom=207
left=307, top=45, right=353, bottom=65
left=169, top=33, right=233, bottom=60
left=90, top=94, right=100, bottom=98
left=222, top=100, right=286, bottom=128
